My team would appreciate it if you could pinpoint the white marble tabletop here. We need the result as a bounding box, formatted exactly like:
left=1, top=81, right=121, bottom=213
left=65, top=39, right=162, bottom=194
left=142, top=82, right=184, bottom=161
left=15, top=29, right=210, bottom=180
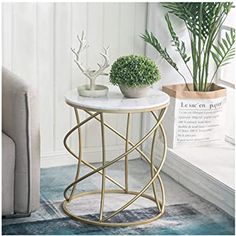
left=65, top=86, right=170, bottom=113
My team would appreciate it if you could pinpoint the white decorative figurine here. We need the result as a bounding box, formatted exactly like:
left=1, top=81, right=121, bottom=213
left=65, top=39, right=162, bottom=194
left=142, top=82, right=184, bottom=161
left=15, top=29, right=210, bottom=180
left=71, top=31, right=110, bottom=97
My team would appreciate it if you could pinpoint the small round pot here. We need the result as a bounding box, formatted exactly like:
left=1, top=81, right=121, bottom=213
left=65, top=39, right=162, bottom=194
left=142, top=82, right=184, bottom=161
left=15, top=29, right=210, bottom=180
left=77, top=84, right=108, bottom=97
left=119, top=85, right=150, bottom=98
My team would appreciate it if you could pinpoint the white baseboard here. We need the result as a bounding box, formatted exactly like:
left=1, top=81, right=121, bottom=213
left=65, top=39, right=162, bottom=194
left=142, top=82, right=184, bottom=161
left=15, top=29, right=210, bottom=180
left=144, top=143, right=235, bottom=217
left=41, top=145, right=139, bottom=168
left=40, top=152, right=77, bottom=168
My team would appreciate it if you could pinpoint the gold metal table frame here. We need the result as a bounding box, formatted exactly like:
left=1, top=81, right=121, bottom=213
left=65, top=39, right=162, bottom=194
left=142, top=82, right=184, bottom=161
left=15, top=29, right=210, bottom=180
left=62, top=103, right=168, bottom=227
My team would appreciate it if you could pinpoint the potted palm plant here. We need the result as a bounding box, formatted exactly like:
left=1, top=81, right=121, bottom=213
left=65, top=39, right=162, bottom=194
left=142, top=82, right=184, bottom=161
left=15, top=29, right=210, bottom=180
left=142, top=2, right=235, bottom=147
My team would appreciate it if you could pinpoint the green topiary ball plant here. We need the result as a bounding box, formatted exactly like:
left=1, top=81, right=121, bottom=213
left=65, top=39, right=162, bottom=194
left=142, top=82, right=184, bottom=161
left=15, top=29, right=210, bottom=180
left=110, top=55, right=161, bottom=88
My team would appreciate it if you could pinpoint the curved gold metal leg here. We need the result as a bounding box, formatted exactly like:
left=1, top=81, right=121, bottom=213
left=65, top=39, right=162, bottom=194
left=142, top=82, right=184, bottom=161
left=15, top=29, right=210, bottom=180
left=158, top=123, right=167, bottom=213
left=85, top=110, right=164, bottom=166
left=99, top=113, right=106, bottom=221
left=62, top=107, right=168, bottom=227
left=63, top=112, right=125, bottom=201
left=101, top=116, right=167, bottom=222
left=125, top=113, right=131, bottom=192
left=150, top=127, right=161, bottom=211
left=68, top=108, right=82, bottom=202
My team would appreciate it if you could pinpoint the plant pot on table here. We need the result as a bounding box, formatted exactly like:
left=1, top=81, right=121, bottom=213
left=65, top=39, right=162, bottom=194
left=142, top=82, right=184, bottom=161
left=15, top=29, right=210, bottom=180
left=119, top=84, right=151, bottom=98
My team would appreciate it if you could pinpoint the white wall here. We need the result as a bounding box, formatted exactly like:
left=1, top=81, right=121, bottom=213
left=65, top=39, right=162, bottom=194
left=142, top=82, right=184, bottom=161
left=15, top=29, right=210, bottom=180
left=2, top=3, right=147, bottom=167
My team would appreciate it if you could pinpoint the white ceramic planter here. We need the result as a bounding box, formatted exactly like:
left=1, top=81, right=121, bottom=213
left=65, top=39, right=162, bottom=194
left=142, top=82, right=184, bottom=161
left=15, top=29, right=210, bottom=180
left=119, top=85, right=150, bottom=98
left=162, top=83, right=227, bottom=148
left=77, top=84, right=108, bottom=98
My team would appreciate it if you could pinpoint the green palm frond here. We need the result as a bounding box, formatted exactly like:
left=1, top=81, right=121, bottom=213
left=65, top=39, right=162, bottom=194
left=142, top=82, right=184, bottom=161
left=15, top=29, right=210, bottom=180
left=163, top=3, right=233, bottom=42
left=165, top=14, right=190, bottom=64
left=163, top=3, right=215, bottom=41
left=141, top=30, right=179, bottom=71
left=141, top=2, right=234, bottom=91
left=211, top=28, right=235, bottom=68
left=141, top=30, right=190, bottom=90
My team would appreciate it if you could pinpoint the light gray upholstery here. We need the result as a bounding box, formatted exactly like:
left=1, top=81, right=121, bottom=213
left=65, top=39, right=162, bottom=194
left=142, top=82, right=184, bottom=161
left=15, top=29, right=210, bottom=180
left=2, top=67, right=40, bottom=215
left=2, top=133, right=15, bottom=215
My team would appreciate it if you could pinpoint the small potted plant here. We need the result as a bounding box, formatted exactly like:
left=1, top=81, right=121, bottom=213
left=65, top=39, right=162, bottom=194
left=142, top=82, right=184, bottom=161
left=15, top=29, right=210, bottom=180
left=109, top=55, right=161, bottom=98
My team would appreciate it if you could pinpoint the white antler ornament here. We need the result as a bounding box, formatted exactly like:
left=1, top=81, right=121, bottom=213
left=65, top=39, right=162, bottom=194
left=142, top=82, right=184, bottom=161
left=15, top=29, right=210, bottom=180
left=71, top=31, right=110, bottom=91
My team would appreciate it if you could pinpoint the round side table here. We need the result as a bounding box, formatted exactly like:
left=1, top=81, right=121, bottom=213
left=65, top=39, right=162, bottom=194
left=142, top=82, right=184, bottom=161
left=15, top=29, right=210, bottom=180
left=62, top=86, right=170, bottom=227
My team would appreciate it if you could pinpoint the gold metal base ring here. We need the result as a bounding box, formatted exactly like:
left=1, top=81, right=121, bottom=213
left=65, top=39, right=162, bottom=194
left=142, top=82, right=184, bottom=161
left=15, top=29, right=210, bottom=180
left=62, top=189, right=164, bottom=227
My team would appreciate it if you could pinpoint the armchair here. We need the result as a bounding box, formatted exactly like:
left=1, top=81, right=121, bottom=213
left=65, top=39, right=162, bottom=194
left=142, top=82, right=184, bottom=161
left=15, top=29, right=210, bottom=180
left=2, top=67, right=40, bottom=216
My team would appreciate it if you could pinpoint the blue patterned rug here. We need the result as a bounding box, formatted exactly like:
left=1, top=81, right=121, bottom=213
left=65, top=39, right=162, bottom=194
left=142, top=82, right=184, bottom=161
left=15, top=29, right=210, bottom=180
left=2, top=204, right=235, bottom=235
left=2, top=162, right=235, bottom=235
